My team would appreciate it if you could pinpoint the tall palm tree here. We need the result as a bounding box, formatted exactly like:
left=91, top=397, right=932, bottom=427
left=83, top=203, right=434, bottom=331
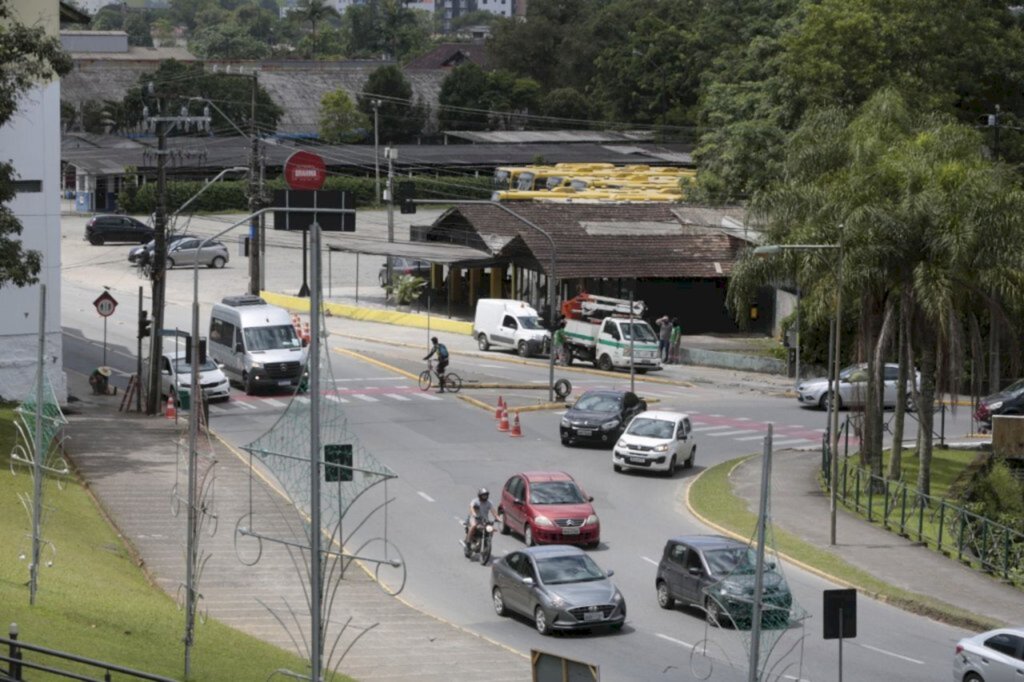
left=298, top=0, right=340, bottom=60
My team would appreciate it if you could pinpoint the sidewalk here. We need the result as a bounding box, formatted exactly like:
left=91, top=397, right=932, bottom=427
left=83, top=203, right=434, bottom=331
left=728, top=448, right=1022, bottom=628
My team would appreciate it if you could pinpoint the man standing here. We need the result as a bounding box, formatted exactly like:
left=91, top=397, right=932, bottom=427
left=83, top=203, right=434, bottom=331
left=656, top=314, right=672, bottom=362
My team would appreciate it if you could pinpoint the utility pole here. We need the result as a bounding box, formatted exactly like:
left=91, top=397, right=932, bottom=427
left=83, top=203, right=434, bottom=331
left=372, top=99, right=381, bottom=203
left=146, top=116, right=167, bottom=415
left=385, top=145, right=395, bottom=296
left=248, top=74, right=261, bottom=296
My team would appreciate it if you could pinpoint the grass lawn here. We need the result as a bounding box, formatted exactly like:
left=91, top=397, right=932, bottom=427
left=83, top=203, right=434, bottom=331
left=687, top=454, right=1005, bottom=632
left=0, top=406, right=352, bottom=681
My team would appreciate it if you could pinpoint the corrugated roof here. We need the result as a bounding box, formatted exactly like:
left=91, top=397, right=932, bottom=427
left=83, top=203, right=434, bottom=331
left=446, top=130, right=657, bottom=144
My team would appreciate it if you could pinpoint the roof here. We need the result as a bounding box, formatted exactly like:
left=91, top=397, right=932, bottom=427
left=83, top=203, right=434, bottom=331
left=521, top=545, right=587, bottom=558
left=519, top=471, right=575, bottom=482
left=668, top=534, right=742, bottom=549
left=633, top=410, right=691, bottom=421
left=404, top=43, right=491, bottom=70
left=425, top=203, right=749, bottom=280
left=444, top=130, right=659, bottom=145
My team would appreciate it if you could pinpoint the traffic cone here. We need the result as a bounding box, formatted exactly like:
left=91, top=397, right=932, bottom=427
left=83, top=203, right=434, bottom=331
left=494, top=395, right=505, bottom=419
left=497, top=407, right=510, bottom=432
left=165, top=395, right=176, bottom=420
left=509, top=412, right=523, bottom=437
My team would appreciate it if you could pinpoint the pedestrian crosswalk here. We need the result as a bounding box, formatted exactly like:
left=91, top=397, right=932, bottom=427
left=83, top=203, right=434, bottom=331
left=208, top=385, right=442, bottom=414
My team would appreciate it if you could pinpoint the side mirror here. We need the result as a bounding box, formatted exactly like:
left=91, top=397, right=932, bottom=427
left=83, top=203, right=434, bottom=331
left=606, top=569, right=614, bottom=577
left=588, top=496, right=594, bottom=502
left=513, top=497, right=523, bottom=505
left=234, top=343, right=244, bottom=353
left=217, top=363, right=225, bottom=370
left=522, top=576, right=534, bottom=586
left=687, top=566, right=701, bottom=576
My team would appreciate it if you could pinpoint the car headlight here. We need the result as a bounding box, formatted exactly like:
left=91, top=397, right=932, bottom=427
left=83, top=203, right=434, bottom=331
left=584, top=514, right=598, bottom=525
left=720, top=583, right=746, bottom=597
left=989, top=401, right=1004, bottom=411
left=548, top=593, right=566, bottom=607
left=600, top=418, right=621, bottom=431
left=653, top=444, right=669, bottom=452
left=560, top=417, right=571, bottom=427
left=612, top=591, right=623, bottom=603
left=250, top=362, right=264, bottom=369
left=534, top=515, right=554, bottom=527
left=615, top=438, right=625, bottom=449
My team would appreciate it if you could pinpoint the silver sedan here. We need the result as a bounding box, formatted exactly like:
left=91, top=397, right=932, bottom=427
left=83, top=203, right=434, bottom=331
left=953, top=626, right=1024, bottom=682
left=165, top=237, right=229, bottom=269
left=797, top=362, right=918, bottom=411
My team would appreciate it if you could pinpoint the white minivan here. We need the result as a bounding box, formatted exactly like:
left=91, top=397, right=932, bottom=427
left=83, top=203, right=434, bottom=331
left=473, top=298, right=551, bottom=357
left=208, top=295, right=307, bottom=395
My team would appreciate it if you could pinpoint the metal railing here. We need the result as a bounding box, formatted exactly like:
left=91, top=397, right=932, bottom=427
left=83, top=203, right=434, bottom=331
left=1, top=624, right=177, bottom=682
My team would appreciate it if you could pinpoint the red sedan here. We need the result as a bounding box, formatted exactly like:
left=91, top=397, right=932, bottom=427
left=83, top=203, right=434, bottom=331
left=498, top=471, right=600, bottom=548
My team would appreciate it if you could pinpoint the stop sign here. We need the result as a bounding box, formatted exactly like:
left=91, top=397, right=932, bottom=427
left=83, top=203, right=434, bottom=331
left=284, top=151, right=326, bottom=190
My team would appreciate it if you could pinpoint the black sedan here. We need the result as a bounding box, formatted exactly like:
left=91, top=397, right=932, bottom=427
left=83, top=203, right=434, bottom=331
left=975, top=378, right=1024, bottom=428
left=491, top=545, right=626, bottom=635
left=559, top=389, right=646, bottom=447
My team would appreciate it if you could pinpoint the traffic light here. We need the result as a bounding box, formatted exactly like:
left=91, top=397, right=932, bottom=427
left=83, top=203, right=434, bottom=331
left=138, top=310, right=151, bottom=338
left=184, top=336, right=207, bottom=365
left=397, top=180, right=416, bottom=214
left=324, top=444, right=353, bottom=482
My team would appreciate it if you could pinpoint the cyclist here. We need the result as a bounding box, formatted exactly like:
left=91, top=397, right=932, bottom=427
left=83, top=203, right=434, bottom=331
left=423, top=336, right=450, bottom=393
left=465, top=487, right=500, bottom=557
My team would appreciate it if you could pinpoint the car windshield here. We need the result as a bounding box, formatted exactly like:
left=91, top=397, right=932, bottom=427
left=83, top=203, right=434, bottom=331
left=529, top=481, right=585, bottom=505
left=535, top=554, right=605, bottom=585
left=517, top=316, right=544, bottom=330
left=621, top=323, right=657, bottom=342
left=704, top=547, right=758, bottom=576
left=574, top=393, right=621, bottom=412
left=173, top=358, right=218, bottom=373
left=626, top=418, right=675, bottom=439
left=516, top=171, right=536, bottom=190
left=244, top=325, right=301, bottom=351
left=1002, top=378, right=1024, bottom=394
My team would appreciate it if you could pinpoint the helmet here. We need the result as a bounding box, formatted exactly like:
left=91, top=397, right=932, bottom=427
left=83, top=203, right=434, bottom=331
left=477, top=487, right=489, bottom=500
left=431, top=336, right=439, bottom=344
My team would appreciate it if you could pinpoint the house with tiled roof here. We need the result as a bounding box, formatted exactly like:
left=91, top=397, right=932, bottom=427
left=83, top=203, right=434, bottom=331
left=404, top=43, right=492, bottom=71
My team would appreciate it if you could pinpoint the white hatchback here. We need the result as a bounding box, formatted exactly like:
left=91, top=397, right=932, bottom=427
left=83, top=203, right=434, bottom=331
left=612, top=411, right=696, bottom=476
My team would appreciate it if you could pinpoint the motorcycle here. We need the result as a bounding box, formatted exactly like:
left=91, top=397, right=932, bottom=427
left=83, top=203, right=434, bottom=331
left=462, top=518, right=497, bottom=565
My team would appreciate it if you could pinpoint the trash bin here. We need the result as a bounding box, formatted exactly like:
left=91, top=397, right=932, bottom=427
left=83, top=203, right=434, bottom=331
left=177, top=387, right=191, bottom=411
left=787, top=348, right=797, bottom=378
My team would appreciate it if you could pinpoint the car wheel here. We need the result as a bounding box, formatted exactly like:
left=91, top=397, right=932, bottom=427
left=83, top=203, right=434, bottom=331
left=166, top=257, right=175, bottom=269
left=498, top=511, right=510, bottom=535
left=477, top=333, right=490, bottom=351
left=826, top=392, right=842, bottom=412
left=243, top=372, right=255, bottom=396
left=517, top=340, right=529, bottom=357
left=534, top=607, right=550, bottom=635
left=613, top=463, right=623, bottom=473
left=91, top=236, right=104, bottom=245
left=656, top=580, right=675, bottom=609
left=705, top=597, right=724, bottom=627
left=963, top=674, right=983, bottom=682
left=211, top=256, right=226, bottom=269
left=665, top=456, right=677, bottom=476
left=492, top=587, right=507, bottom=617
left=524, top=524, right=535, bottom=547
left=817, top=394, right=829, bottom=411
left=597, top=354, right=614, bottom=372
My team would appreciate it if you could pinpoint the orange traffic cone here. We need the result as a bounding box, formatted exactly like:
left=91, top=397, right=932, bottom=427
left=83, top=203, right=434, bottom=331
left=494, top=395, right=505, bottom=419
left=497, top=407, right=510, bottom=432
left=509, top=412, right=523, bottom=437
left=165, top=395, right=176, bottom=420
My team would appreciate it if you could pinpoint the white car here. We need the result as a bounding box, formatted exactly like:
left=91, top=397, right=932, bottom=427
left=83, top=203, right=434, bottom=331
left=953, top=626, right=1024, bottom=682
left=797, top=362, right=919, bottom=411
left=612, top=410, right=696, bottom=475
left=159, top=350, right=231, bottom=403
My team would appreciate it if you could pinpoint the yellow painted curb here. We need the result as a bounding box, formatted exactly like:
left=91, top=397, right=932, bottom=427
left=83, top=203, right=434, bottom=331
left=260, top=290, right=474, bottom=335
left=332, top=346, right=420, bottom=381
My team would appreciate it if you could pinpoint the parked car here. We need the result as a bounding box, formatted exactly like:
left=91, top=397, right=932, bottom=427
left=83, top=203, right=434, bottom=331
left=498, top=471, right=600, bottom=548
left=159, top=350, right=231, bottom=404
left=84, top=215, right=154, bottom=245
left=655, top=535, right=792, bottom=629
left=975, top=379, right=1024, bottom=427
left=378, top=257, right=430, bottom=287
left=953, top=626, right=1024, bottom=682
left=490, top=545, right=626, bottom=635
left=612, top=410, right=696, bottom=475
left=128, top=234, right=189, bottom=263
left=559, top=389, right=647, bottom=446
left=163, top=237, right=229, bottom=269
left=796, top=362, right=918, bottom=411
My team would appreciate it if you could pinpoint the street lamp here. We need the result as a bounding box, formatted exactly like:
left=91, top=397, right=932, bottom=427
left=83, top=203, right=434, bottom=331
left=753, top=242, right=843, bottom=545
left=372, top=99, right=382, bottom=203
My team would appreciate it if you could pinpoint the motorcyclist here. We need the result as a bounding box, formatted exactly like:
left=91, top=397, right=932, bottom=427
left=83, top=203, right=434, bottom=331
left=464, top=487, right=499, bottom=557
left=423, top=336, right=449, bottom=393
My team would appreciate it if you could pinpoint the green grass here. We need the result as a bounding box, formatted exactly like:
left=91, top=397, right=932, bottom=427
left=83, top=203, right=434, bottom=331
left=688, top=455, right=1006, bottom=632
left=0, top=407, right=352, bottom=681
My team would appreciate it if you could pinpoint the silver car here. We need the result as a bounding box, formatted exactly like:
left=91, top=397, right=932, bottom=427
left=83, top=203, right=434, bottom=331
left=490, top=544, right=626, bottom=635
left=953, top=626, right=1024, bottom=682
left=159, top=350, right=231, bottom=403
left=165, top=237, right=229, bottom=269
left=797, top=362, right=917, bottom=411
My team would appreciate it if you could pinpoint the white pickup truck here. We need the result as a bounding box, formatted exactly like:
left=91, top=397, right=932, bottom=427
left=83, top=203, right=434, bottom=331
left=561, top=294, right=661, bottom=372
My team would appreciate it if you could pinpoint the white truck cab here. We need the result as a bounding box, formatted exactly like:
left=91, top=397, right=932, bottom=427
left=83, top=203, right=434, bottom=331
left=473, top=298, right=551, bottom=357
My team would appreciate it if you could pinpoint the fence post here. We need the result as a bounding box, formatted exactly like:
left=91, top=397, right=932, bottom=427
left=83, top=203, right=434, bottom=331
left=867, top=473, right=874, bottom=523
left=957, top=511, right=966, bottom=563
left=917, top=493, right=925, bottom=543
left=883, top=478, right=891, bottom=529
left=842, top=457, right=849, bottom=499
left=937, top=500, right=945, bottom=555
left=1003, top=528, right=1011, bottom=580
left=844, top=415, right=850, bottom=457
left=854, top=467, right=861, bottom=514
left=900, top=485, right=908, bottom=536
left=9, top=622, right=21, bottom=681
left=981, top=522, right=989, bottom=573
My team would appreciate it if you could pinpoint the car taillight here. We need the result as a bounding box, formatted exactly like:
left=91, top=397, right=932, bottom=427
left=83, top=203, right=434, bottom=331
left=975, top=404, right=989, bottom=420
left=955, top=644, right=963, bottom=655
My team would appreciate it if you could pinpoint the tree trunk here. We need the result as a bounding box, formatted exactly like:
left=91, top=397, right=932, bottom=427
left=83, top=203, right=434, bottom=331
left=916, top=338, right=938, bottom=497
left=869, top=299, right=896, bottom=482
left=989, top=301, right=1001, bottom=394
left=889, top=290, right=911, bottom=481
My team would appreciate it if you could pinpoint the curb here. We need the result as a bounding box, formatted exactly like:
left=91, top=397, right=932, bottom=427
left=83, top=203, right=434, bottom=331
left=262, top=290, right=475, bottom=335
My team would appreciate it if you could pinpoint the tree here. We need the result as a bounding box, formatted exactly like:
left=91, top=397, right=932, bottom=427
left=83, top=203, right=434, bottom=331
left=341, top=0, right=431, bottom=61
left=152, top=18, right=177, bottom=47
left=357, top=65, right=426, bottom=142
left=539, top=87, right=593, bottom=126
left=0, top=0, right=72, bottom=289
left=437, top=63, right=541, bottom=131
left=318, top=89, right=369, bottom=143
left=123, top=12, right=154, bottom=47
left=189, top=24, right=271, bottom=59
left=297, top=0, right=340, bottom=59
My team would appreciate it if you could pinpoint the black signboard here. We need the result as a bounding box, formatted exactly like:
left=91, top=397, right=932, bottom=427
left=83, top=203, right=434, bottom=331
left=273, top=189, right=354, bottom=232
left=823, top=588, right=857, bottom=640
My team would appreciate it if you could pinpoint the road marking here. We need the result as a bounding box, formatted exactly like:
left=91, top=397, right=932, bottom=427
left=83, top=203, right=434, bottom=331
left=736, top=434, right=769, bottom=441
left=325, top=394, right=349, bottom=404
left=734, top=417, right=751, bottom=421
left=418, top=491, right=435, bottom=503
left=353, top=394, right=379, bottom=402
left=385, top=393, right=411, bottom=401
left=415, top=393, right=443, bottom=401
left=691, top=425, right=731, bottom=433
left=235, top=400, right=258, bottom=410
left=655, top=633, right=694, bottom=649
left=772, top=438, right=814, bottom=447
left=641, top=556, right=658, bottom=566
left=478, top=364, right=507, bottom=369
left=705, top=429, right=760, bottom=437
left=295, top=396, right=309, bottom=404
left=856, top=644, right=923, bottom=665
left=263, top=398, right=287, bottom=408
left=332, top=376, right=404, bottom=382
left=709, top=414, right=724, bottom=418
left=210, top=404, right=228, bottom=413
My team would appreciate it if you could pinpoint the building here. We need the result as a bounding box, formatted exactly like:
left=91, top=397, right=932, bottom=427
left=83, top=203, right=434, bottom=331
left=0, top=1, right=80, bottom=402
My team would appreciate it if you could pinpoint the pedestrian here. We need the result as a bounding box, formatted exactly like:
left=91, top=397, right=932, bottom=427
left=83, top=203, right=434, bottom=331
left=669, top=318, right=681, bottom=364
left=656, top=314, right=672, bottom=362
left=553, top=318, right=568, bottom=365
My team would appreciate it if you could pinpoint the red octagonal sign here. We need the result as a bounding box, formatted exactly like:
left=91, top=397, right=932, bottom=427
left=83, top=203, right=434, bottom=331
left=284, top=151, right=326, bottom=191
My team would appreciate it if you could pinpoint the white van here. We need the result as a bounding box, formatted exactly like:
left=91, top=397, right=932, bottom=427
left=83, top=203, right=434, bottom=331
left=473, top=298, right=550, bottom=357
left=208, top=295, right=307, bottom=395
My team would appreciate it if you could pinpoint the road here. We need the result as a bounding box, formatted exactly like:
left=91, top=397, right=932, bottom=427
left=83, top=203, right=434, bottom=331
left=59, top=214, right=973, bottom=681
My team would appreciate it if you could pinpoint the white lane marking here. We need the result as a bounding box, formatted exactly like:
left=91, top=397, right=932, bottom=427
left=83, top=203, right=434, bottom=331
left=295, top=396, right=310, bottom=404
left=641, top=556, right=658, bottom=566
left=418, top=491, right=435, bottom=503
left=210, top=404, right=228, bottom=413
left=705, top=429, right=760, bottom=437
left=325, top=394, right=349, bottom=404
left=332, top=376, right=404, bottom=382
left=773, top=438, right=814, bottom=447
left=856, top=644, right=924, bottom=665
left=416, top=393, right=443, bottom=401
left=655, top=633, right=694, bottom=649
left=353, top=394, right=379, bottom=402
left=263, top=398, right=287, bottom=408
left=736, top=434, right=770, bottom=441
left=691, top=425, right=731, bottom=433
left=386, top=394, right=411, bottom=401
left=478, top=364, right=508, bottom=369
left=235, top=400, right=259, bottom=410
left=709, top=414, right=724, bottom=418
left=734, top=417, right=751, bottom=421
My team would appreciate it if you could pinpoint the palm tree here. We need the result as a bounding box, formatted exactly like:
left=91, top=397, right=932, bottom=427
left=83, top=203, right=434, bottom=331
left=298, top=0, right=340, bottom=60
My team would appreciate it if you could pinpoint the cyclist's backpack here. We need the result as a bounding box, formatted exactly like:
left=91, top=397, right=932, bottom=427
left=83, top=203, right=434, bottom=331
left=438, top=343, right=449, bottom=360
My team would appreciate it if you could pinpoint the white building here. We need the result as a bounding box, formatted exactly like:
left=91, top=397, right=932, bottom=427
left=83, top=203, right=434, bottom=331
left=0, top=0, right=68, bottom=402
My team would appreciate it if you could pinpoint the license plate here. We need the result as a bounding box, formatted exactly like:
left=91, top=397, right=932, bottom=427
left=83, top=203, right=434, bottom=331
left=628, top=457, right=645, bottom=465
left=583, top=611, right=602, bottom=622
left=577, top=428, right=593, bottom=437
left=278, top=380, right=292, bottom=386
left=561, top=527, right=580, bottom=535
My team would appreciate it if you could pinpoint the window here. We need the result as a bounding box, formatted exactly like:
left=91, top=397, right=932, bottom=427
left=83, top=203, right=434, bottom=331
left=210, top=319, right=235, bottom=347
left=502, top=315, right=517, bottom=328
left=603, top=320, right=620, bottom=340
left=985, top=633, right=1024, bottom=658
left=685, top=548, right=704, bottom=573
left=11, top=180, right=42, bottom=193
left=884, top=366, right=899, bottom=381
left=668, top=543, right=686, bottom=564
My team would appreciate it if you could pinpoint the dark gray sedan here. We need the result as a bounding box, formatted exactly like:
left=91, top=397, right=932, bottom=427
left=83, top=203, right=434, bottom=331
left=559, top=389, right=647, bottom=447
left=490, top=545, right=625, bottom=635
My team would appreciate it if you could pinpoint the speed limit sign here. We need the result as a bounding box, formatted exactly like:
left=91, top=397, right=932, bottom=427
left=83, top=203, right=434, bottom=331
left=93, top=291, right=118, bottom=318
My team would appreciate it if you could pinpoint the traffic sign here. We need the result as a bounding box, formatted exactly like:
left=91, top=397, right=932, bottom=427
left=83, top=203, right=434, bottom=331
left=284, top=151, right=326, bottom=190
left=93, top=291, right=118, bottom=318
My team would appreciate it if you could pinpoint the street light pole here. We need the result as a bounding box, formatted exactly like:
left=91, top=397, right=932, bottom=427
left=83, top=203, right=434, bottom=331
left=372, top=99, right=382, bottom=203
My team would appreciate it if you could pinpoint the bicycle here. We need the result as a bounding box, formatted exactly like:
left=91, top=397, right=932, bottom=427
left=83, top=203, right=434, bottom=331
left=419, top=359, right=462, bottom=393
